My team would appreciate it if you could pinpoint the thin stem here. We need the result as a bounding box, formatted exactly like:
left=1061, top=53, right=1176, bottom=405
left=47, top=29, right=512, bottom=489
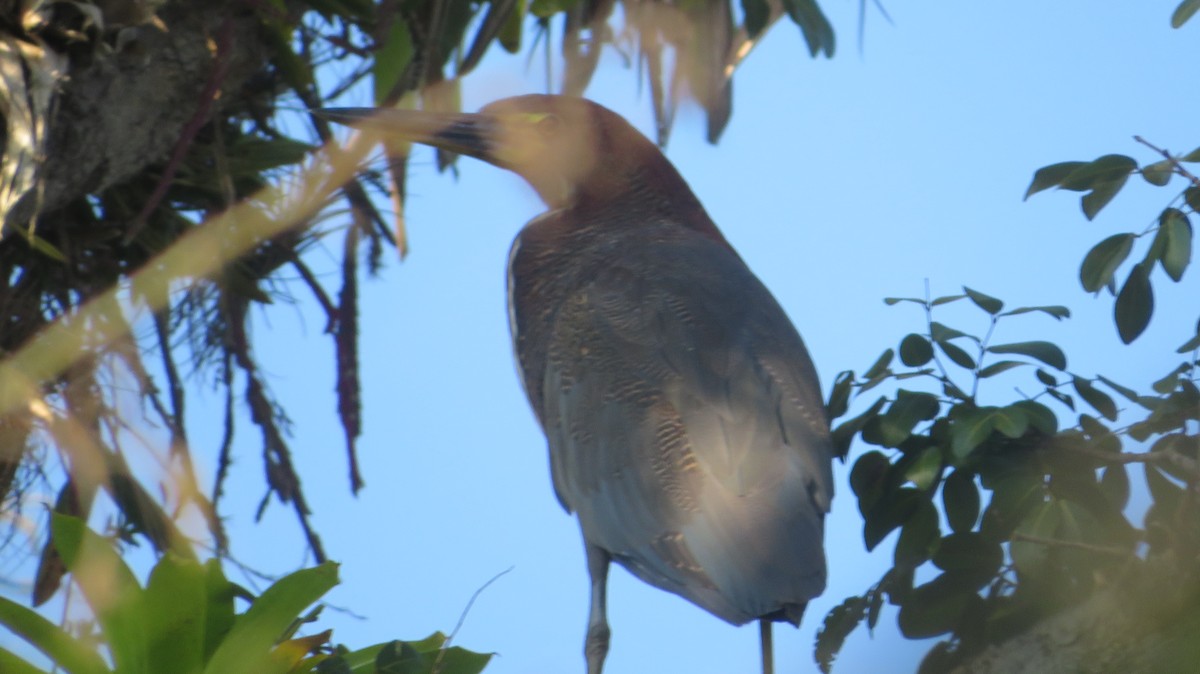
left=1011, top=532, right=1132, bottom=558
left=1134, top=135, right=1200, bottom=188
left=971, top=315, right=1000, bottom=400
left=922, top=279, right=964, bottom=399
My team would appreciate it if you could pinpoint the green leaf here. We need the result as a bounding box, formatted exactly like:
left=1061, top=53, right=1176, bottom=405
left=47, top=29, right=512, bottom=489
left=942, top=470, right=980, bottom=534
left=529, top=0, right=572, bottom=19
left=867, top=586, right=884, bottom=629
left=1025, top=161, right=1086, bottom=199
left=1152, top=363, right=1188, bottom=394
left=202, top=560, right=237, bottom=661
left=938, top=341, right=976, bottom=369
left=1172, top=0, right=1200, bottom=27
left=1072, top=377, right=1118, bottom=421
left=51, top=514, right=148, bottom=674
left=993, top=406, right=1029, bottom=438
left=984, top=338, right=1070, bottom=369
left=1059, top=154, right=1137, bottom=190
left=1035, top=369, right=1058, bottom=387
left=1178, top=318, right=1200, bottom=353
left=1011, top=500, right=1059, bottom=574
left=780, top=0, right=836, bottom=57
left=1182, top=146, right=1200, bottom=162
left=865, top=488, right=922, bottom=551
left=1096, top=375, right=1140, bottom=403
left=897, top=575, right=973, bottom=639
left=1143, top=222, right=1169, bottom=272
left=1141, top=159, right=1174, bottom=186
left=1000, top=305, right=1071, bottom=320
left=1047, top=387, right=1076, bottom=411
left=943, top=379, right=971, bottom=402
left=361, top=633, right=491, bottom=674
left=931, top=533, right=1002, bottom=574
left=497, top=0, right=526, bottom=52
left=1145, top=464, right=1185, bottom=512
left=263, top=25, right=314, bottom=96
left=1186, top=186, right=1200, bottom=211
left=863, top=348, right=895, bottom=380
left=1011, top=400, right=1058, bottom=434
left=1100, top=465, right=1130, bottom=510
left=376, top=640, right=427, bottom=673
left=832, top=397, right=887, bottom=458
left=1161, top=208, right=1192, bottom=282
left=986, top=341, right=1067, bottom=370
left=963, top=286, right=1003, bottom=314
left=202, top=563, right=340, bottom=674
left=145, top=555, right=207, bottom=674
left=899, top=334, right=934, bottom=366
left=434, top=645, right=493, bottom=674
left=930, top=294, right=966, bottom=306
left=228, top=138, right=316, bottom=173
left=1080, top=233, right=1134, bottom=293
left=951, top=407, right=998, bottom=460
left=741, top=0, right=771, bottom=38
left=929, top=322, right=975, bottom=343
left=0, top=595, right=110, bottom=674
left=850, top=451, right=890, bottom=503
left=1082, top=175, right=1129, bottom=220
left=373, top=20, right=414, bottom=103
left=1115, top=263, right=1154, bottom=343
left=983, top=474, right=1045, bottom=535
left=880, top=391, right=941, bottom=447
left=815, top=596, right=867, bottom=674
left=0, top=650, right=47, bottom=674
left=827, top=370, right=854, bottom=420
left=894, top=498, right=941, bottom=567
left=978, top=360, right=1025, bottom=378
left=884, top=296, right=925, bottom=306
left=1179, top=332, right=1200, bottom=353
left=905, top=447, right=943, bottom=491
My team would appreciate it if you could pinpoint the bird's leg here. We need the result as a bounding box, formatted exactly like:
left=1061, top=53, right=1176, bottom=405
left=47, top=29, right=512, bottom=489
left=760, top=619, right=774, bottom=674
left=584, top=542, right=611, bottom=674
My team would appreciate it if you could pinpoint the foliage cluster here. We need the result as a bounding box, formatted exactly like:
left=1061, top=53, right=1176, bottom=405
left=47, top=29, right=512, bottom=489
left=0, top=514, right=490, bottom=674
left=816, top=136, right=1200, bottom=671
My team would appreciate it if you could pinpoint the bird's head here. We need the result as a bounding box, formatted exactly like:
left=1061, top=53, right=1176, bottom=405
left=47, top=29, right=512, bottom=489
left=319, top=95, right=697, bottom=212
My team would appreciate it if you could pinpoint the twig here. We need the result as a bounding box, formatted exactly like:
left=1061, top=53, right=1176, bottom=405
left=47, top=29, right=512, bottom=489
left=1134, top=135, right=1200, bottom=188
left=432, top=567, right=513, bottom=674
left=1062, top=444, right=1200, bottom=480
left=921, top=279, right=962, bottom=396
left=1011, top=532, right=1131, bottom=558
left=289, top=256, right=339, bottom=334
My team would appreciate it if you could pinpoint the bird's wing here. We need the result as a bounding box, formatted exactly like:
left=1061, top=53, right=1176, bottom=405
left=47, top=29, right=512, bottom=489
left=541, top=232, right=833, bottom=624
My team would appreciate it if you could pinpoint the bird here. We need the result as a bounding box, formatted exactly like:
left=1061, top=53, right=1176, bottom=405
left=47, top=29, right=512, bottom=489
left=318, top=95, right=834, bottom=674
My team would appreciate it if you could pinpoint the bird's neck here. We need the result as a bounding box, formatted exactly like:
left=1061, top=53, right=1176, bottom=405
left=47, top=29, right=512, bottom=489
left=570, top=158, right=731, bottom=250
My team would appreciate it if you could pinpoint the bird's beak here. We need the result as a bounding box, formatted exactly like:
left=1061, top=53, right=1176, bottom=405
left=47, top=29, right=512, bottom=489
left=315, top=107, right=498, bottom=164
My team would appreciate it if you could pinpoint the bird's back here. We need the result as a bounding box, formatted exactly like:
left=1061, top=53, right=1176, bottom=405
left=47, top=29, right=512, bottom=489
left=509, top=209, right=834, bottom=625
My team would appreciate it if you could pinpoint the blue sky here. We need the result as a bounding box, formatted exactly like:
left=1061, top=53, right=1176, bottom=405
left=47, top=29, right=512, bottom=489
left=6, top=2, right=1197, bottom=673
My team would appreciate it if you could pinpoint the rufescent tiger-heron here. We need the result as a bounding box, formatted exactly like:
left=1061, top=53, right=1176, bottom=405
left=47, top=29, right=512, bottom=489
left=319, top=95, right=834, bottom=674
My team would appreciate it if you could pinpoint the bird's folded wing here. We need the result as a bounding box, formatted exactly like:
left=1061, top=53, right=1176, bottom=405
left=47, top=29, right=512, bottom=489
left=541, top=234, right=833, bottom=622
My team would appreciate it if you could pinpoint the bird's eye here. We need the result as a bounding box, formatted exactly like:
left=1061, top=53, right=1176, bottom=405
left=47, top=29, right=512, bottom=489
left=536, top=113, right=561, bottom=137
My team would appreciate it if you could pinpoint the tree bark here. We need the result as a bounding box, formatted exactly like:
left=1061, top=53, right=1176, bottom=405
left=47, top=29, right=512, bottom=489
left=3, top=0, right=269, bottom=230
